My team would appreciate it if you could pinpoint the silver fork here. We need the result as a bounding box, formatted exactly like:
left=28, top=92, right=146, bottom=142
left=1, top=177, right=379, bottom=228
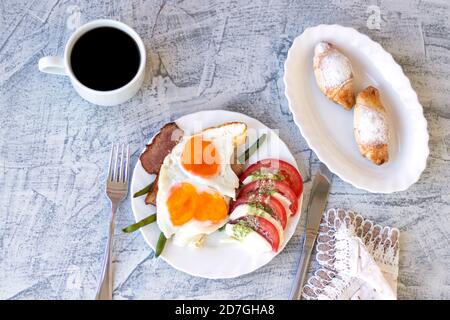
left=95, top=143, right=130, bottom=300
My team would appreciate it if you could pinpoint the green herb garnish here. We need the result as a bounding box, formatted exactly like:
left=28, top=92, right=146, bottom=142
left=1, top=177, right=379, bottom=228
left=155, top=232, right=167, bottom=257
left=232, top=221, right=252, bottom=241
left=122, top=214, right=156, bottom=233
left=133, top=182, right=155, bottom=198
left=250, top=170, right=284, bottom=182
left=249, top=202, right=273, bottom=215
left=238, top=134, right=267, bottom=164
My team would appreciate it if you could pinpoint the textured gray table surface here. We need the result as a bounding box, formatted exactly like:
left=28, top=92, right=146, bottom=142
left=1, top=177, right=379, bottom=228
left=1, top=0, right=449, bottom=300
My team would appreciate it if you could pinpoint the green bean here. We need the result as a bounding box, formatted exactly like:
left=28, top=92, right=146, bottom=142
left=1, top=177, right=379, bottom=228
left=238, top=134, right=267, bottom=164
left=122, top=214, right=156, bottom=233
left=133, top=182, right=154, bottom=198
left=155, top=232, right=167, bottom=257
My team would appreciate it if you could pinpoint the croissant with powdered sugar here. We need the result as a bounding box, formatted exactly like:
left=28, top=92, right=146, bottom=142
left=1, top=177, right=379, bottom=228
left=313, top=42, right=355, bottom=110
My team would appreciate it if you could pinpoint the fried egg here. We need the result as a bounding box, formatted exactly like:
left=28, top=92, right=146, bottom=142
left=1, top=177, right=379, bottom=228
left=157, top=180, right=229, bottom=246
left=156, top=123, right=247, bottom=246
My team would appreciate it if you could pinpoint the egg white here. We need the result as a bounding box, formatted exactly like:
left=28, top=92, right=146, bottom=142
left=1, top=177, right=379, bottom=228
left=169, top=134, right=239, bottom=199
left=156, top=158, right=232, bottom=244
left=156, top=165, right=230, bottom=240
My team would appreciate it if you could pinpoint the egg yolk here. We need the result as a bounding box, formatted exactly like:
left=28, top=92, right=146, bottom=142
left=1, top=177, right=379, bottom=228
left=195, top=192, right=228, bottom=223
left=166, top=183, right=198, bottom=226
left=167, top=183, right=228, bottom=226
left=181, top=136, right=220, bottom=177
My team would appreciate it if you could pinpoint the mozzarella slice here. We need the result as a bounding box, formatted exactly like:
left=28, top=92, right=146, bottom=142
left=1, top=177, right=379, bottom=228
left=224, top=224, right=272, bottom=253
left=272, top=192, right=293, bottom=216
left=241, top=172, right=281, bottom=185
left=228, top=204, right=284, bottom=246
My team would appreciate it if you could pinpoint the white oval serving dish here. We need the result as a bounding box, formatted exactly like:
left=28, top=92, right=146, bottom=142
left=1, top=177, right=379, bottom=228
left=284, top=24, right=429, bottom=193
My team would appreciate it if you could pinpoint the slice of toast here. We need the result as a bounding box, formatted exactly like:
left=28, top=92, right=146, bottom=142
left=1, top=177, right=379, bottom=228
left=145, top=174, right=159, bottom=206
left=200, top=122, right=247, bottom=147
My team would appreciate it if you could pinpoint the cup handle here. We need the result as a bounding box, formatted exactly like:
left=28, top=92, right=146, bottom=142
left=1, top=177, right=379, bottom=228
left=38, top=56, right=67, bottom=75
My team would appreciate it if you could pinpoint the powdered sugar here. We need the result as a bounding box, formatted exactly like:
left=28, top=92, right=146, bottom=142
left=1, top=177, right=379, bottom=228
left=355, top=105, right=388, bottom=145
left=314, top=42, right=331, bottom=55
left=319, top=51, right=353, bottom=89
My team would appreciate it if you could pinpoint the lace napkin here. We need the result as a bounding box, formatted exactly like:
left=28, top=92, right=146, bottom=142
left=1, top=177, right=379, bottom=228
left=301, top=208, right=400, bottom=300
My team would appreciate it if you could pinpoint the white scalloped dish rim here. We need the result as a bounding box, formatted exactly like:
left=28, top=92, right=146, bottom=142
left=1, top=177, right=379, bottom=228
left=284, top=24, right=429, bottom=193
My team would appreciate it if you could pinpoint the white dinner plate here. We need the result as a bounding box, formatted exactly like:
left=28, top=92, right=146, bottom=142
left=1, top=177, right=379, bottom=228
left=130, top=110, right=303, bottom=279
left=284, top=24, right=429, bottom=193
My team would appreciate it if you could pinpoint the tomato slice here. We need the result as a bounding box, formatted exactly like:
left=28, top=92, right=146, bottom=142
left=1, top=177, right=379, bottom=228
left=240, top=159, right=303, bottom=197
left=233, top=216, right=280, bottom=252
left=237, top=179, right=298, bottom=214
left=230, top=194, right=287, bottom=229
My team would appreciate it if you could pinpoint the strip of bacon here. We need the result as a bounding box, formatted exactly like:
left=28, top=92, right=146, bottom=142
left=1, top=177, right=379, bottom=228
left=139, top=122, right=184, bottom=174
left=145, top=174, right=159, bottom=205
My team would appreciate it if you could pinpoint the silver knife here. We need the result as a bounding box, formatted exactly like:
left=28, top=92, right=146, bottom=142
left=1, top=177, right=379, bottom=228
left=289, top=164, right=332, bottom=300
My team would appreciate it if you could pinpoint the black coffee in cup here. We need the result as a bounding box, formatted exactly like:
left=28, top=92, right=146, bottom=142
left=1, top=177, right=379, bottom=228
left=70, top=27, right=141, bottom=91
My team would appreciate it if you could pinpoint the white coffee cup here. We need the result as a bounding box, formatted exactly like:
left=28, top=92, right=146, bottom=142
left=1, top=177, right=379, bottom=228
left=38, top=19, right=146, bottom=106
